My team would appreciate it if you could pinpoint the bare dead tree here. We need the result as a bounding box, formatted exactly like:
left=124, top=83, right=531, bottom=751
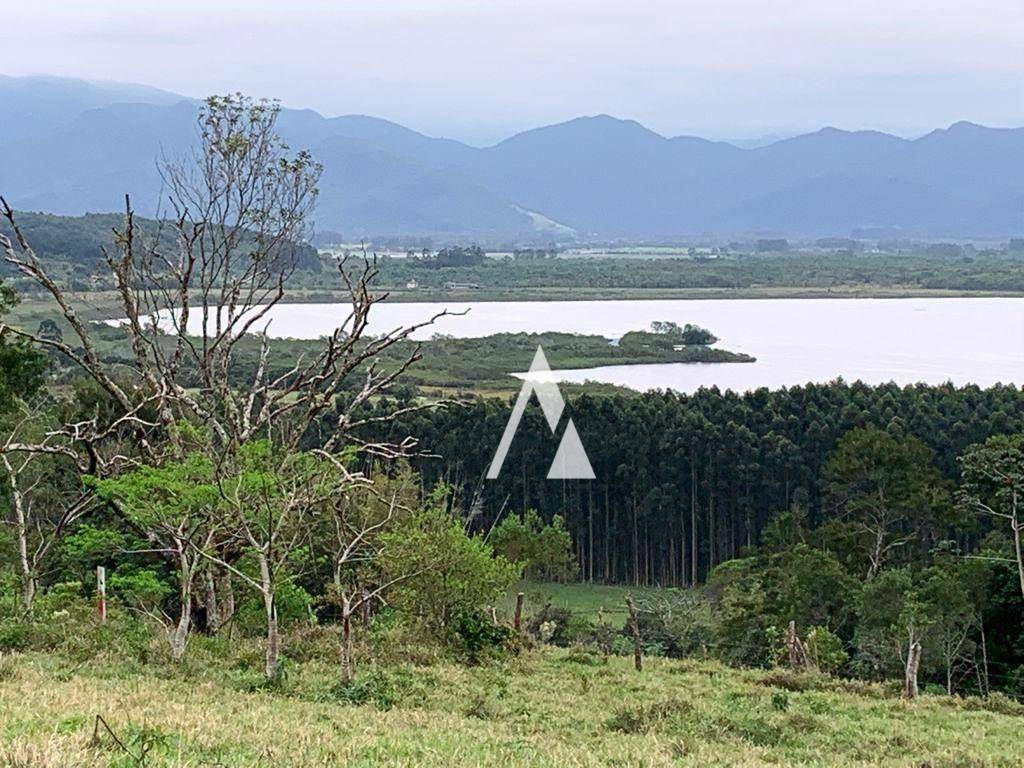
left=0, top=399, right=94, bottom=613
left=316, top=466, right=421, bottom=685
left=0, top=94, right=454, bottom=671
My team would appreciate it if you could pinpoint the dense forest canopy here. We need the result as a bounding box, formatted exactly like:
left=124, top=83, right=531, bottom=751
left=372, top=381, right=1024, bottom=586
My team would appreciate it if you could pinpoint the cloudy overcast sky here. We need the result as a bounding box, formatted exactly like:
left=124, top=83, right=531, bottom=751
left=4, top=0, right=1022, bottom=144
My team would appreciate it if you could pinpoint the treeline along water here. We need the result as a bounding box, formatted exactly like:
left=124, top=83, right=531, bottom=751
left=358, top=380, right=1024, bottom=586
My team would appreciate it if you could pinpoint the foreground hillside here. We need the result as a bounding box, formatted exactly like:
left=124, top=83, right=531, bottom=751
left=2, top=648, right=1021, bottom=768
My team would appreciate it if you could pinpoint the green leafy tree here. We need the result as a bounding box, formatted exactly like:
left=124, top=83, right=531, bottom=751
left=88, top=451, right=222, bottom=661
left=489, top=509, right=577, bottom=581
left=765, top=544, right=859, bottom=634
left=824, top=428, right=949, bottom=579
left=1, top=396, right=90, bottom=613
left=918, top=559, right=980, bottom=694
left=377, top=488, right=520, bottom=639
left=0, top=282, right=45, bottom=415
left=680, top=324, right=718, bottom=346
left=958, top=435, right=1024, bottom=597
left=856, top=567, right=935, bottom=697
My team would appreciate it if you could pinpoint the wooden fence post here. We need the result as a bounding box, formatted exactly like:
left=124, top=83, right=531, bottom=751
left=786, top=620, right=810, bottom=671
left=513, top=592, right=524, bottom=633
left=626, top=596, right=642, bottom=672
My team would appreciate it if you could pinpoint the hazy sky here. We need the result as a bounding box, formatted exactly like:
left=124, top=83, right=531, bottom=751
left=5, top=0, right=1022, bottom=144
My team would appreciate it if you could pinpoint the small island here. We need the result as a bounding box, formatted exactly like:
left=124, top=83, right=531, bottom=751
left=398, top=322, right=754, bottom=392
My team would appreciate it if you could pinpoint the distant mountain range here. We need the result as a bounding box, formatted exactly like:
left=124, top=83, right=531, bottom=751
left=1, top=75, right=1021, bottom=240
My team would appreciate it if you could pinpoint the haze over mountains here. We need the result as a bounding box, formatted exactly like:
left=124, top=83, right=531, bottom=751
left=1, top=75, right=1021, bottom=240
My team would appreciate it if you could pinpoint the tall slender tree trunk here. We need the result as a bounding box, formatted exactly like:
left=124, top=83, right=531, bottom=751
left=587, top=488, right=594, bottom=583
left=15, top=507, right=36, bottom=612
left=644, top=520, right=650, bottom=586
left=904, top=638, right=922, bottom=700
left=204, top=569, right=221, bottom=634
left=169, top=599, right=192, bottom=663
left=707, top=453, right=717, bottom=571
left=612, top=504, right=619, bottom=582
left=979, top=615, right=990, bottom=696
left=1011, top=496, right=1024, bottom=598
left=603, top=487, right=610, bottom=582
left=626, top=501, right=634, bottom=585
left=217, top=570, right=235, bottom=632
left=170, top=553, right=193, bottom=663
left=867, top=526, right=886, bottom=581
left=258, top=554, right=280, bottom=680
left=6, top=461, right=36, bottom=613
left=340, top=593, right=354, bottom=685
left=669, top=537, right=677, bottom=586
left=708, top=483, right=716, bottom=569
left=690, top=458, right=698, bottom=585
left=680, top=489, right=688, bottom=588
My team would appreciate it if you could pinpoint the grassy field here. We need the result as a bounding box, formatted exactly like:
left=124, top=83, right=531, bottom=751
left=2, top=646, right=1022, bottom=767
left=511, top=580, right=674, bottom=621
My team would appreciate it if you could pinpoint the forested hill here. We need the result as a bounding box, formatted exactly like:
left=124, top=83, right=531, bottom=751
left=1, top=75, right=1022, bottom=239
left=0, top=210, right=321, bottom=285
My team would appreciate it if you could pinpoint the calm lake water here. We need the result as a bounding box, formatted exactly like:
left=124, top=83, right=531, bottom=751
left=163, top=297, right=1024, bottom=393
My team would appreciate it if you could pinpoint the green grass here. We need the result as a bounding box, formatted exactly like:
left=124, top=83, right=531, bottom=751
left=2, top=646, right=1022, bottom=767
left=511, top=580, right=674, bottom=621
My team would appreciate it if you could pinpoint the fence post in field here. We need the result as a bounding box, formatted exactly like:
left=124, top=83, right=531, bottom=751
left=513, top=592, right=525, bottom=633
left=96, top=565, right=106, bottom=622
left=626, top=596, right=642, bottom=672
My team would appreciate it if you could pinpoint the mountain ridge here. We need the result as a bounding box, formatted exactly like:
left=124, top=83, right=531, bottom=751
left=0, top=75, right=1021, bottom=239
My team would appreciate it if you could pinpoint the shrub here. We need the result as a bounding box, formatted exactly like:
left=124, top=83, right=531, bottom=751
left=526, top=605, right=596, bottom=647
left=330, top=666, right=429, bottom=711
left=0, top=623, right=33, bottom=652
left=958, top=691, right=1024, bottom=717
left=377, top=498, right=520, bottom=639
left=449, top=609, right=513, bottom=663
left=108, top=568, right=172, bottom=608
left=804, top=626, right=848, bottom=674
left=610, top=635, right=635, bottom=656
left=235, top=577, right=314, bottom=635
left=563, top=647, right=607, bottom=666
